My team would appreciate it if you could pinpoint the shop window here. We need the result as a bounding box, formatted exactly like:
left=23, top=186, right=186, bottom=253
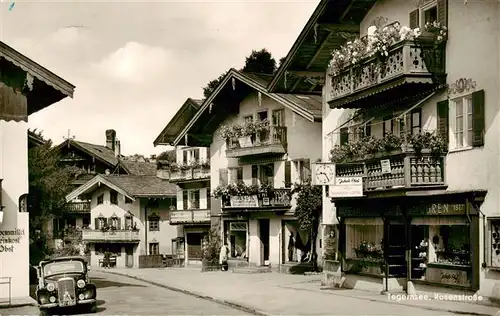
left=410, top=218, right=471, bottom=287
left=489, top=219, right=500, bottom=267
left=97, top=194, right=104, bottom=205
left=224, top=221, right=247, bottom=259
left=148, top=214, right=160, bottom=231
left=345, top=219, right=384, bottom=261
left=149, top=242, right=160, bottom=255
left=110, top=191, right=118, bottom=205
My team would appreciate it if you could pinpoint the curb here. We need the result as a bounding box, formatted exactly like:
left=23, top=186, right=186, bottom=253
left=0, top=302, right=37, bottom=309
left=279, top=285, right=494, bottom=316
left=99, top=270, right=270, bottom=316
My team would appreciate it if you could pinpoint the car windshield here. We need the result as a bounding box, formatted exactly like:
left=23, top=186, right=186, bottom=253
left=43, top=261, right=84, bottom=276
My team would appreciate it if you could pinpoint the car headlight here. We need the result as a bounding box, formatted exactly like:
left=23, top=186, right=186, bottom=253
left=49, top=296, right=56, bottom=303
left=46, top=283, right=55, bottom=292
left=77, top=279, right=85, bottom=288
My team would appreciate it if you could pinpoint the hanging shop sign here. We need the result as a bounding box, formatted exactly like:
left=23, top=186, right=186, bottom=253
left=229, top=195, right=259, bottom=208
left=329, top=177, right=363, bottom=198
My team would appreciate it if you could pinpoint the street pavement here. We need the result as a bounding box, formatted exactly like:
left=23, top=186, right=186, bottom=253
left=0, top=271, right=253, bottom=316
left=93, top=267, right=500, bottom=316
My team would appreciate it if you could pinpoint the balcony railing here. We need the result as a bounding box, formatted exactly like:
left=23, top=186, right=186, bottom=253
left=226, top=126, right=287, bottom=158
left=169, top=210, right=210, bottom=224
left=328, top=39, right=445, bottom=108
left=65, top=201, right=91, bottom=213
left=222, top=188, right=291, bottom=209
left=335, top=150, right=445, bottom=193
left=170, top=166, right=210, bottom=183
left=82, top=229, right=140, bottom=243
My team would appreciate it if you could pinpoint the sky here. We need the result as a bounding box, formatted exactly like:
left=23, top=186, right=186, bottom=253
left=0, top=0, right=319, bottom=156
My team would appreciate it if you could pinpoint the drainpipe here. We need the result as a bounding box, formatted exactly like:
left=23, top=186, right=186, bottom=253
left=144, top=201, right=148, bottom=255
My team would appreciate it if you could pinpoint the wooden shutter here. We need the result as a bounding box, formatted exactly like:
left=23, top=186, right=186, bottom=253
left=340, top=127, right=348, bottom=145
left=103, top=218, right=108, bottom=227
left=117, top=218, right=121, bottom=229
left=183, top=191, right=189, bottom=209
left=472, top=89, right=485, bottom=147
left=437, top=0, right=448, bottom=27
left=183, top=151, right=188, bottom=164
left=411, top=109, right=422, bottom=134
left=194, top=148, right=200, bottom=161
left=409, top=9, right=419, bottom=29
left=436, top=100, right=449, bottom=148
left=219, top=168, right=228, bottom=186
left=284, top=161, right=291, bottom=188
left=251, top=165, right=258, bottom=185
left=94, top=218, right=99, bottom=229
left=365, top=122, right=371, bottom=137
left=206, top=147, right=210, bottom=160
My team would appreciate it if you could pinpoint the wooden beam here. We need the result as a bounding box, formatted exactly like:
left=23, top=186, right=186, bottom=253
left=306, top=31, right=335, bottom=69
left=287, top=70, right=325, bottom=79
left=317, top=23, right=359, bottom=33
left=339, top=0, right=356, bottom=21
left=290, top=77, right=302, bottom=92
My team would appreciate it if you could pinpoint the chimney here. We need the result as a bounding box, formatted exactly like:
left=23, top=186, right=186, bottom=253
left=106, top=129, right=116, bottom=150
left=115, top=139, right=121, bottom=157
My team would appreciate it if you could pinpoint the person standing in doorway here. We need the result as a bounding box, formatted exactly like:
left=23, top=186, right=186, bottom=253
left=288, top=233, right=295, bottom=262
left=219, top=242, right=229, bottom=271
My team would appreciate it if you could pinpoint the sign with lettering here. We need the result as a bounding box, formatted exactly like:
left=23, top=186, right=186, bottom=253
left=329, top=177, right=363, bottom=198
left=380, top=159, right=391, bottom=174
left=0, top=228, right=25, bottom=252
left=230, top=195, right=259, bottom=208
left=238, top=136, right=253, bottom=148
left=170, top=211, right=192, bottom=223
left=407, top=203, right=466, bottom=216
left=425, top=265, right=470, bottom=287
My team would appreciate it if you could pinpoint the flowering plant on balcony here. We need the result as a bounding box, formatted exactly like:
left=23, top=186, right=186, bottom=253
left=199, top=159, right=210, bottom=169
left=219, top=120, right=270, bottom=140
left=169, top=163, right=180, bottom=172
left=424, top=21, right=447, bottom=45
left=258, top=182, right=275, bottom=198
left=213, top=185, right=231, bottom=199
left=179, top=164, right=192, bottom=171
left=329, top=131, right=446, bottom=163
left=328, top=22, right=421, bottom=76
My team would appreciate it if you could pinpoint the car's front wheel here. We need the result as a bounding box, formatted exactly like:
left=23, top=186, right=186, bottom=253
left=89, top=302, right=97, bottom=313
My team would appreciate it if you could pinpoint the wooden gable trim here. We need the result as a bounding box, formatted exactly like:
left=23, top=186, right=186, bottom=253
left=172, top=70, right=315, bottom=146
left=65, top=174, right=135, bottom=203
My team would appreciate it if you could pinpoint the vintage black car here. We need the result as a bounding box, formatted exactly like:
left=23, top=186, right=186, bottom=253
left=36, top=256, right=97, bottom=315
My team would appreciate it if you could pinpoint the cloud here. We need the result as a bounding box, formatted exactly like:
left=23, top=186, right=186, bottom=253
left=92, top=42, right=171, bottom=84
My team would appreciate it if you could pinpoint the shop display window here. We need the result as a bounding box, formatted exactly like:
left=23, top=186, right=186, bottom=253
left=488, top=219, right=500, bottom=267
left=345, top=222, right=383, bottom=261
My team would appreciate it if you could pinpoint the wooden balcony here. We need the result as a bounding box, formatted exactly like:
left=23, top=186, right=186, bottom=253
left=82, top=229, right=140, bottom=243
left=335, top=150, right=446, bottom=196
left=169, top=166, right=210, bottom=183
left=65, top=201, right=91, bottom=213
left=169, top=209, right=211, bottom=225
left=222, top=188, right=291, bottom=210
left=328, top=39, right=445, bottom=109
left=226, top=126, right=287, bottom=158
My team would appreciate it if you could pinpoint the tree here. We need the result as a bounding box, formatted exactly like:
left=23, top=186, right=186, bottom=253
left=242, top=48, right=276, bottom=74
left=202, top=48, right=278, bottom=98
left=156, top=149, right=177, bottom=169
left=291, top=180, right=322, bottom=270
left=28, top=138, right=77, bottom=263
left=203, top=71, right=229, bottom=98
left=278, top=56, right=286, bottom=68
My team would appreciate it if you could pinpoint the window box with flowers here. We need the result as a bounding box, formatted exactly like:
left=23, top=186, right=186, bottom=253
left=213, top=182, right=289, bottom=208
left=192, top=160, right=210, bottom=179
left=220, top=120, right=271, bottom=149
left=327, top=21, right=447, bottom=105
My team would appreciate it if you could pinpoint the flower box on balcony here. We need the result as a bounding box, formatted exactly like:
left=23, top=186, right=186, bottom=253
left=230, top=195, right=259, bottom=208
left=193, top=167, right=210, bottom=179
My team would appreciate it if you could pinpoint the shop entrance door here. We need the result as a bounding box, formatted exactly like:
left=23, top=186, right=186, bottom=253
left=259, top=219, right=270, bottom=265
left=386, top=222, right=407, bottom=278
left=125, top=245, right=134, bottom=268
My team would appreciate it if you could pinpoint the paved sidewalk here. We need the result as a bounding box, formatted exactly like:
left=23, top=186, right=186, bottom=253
left=95, top=267, right=500, bottom=316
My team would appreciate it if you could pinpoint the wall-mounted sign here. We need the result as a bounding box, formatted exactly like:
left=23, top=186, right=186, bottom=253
left=380, top=159, right=391, bottom=174
left=0, top=228, right=25, bottom=252
left=312, top=163, right=336, bottom=186
left=329, top=177, right=363, bottom=198
left=407, top=203, right=466, bottom=216
left=426, top=265, right=471, bottom=287
left=230, top=195, right=259, bottom=208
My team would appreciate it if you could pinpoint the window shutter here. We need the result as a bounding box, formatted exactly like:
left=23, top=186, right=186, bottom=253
left=206, top=147, right=210, bottom=160
left=219, top=168, right=228, bottom=186
left=284, top=161, right=291, bottom=188
left=436, top=100, right=449, bottom=148
left=194, top=148, right=200, bottom=161
left=94, top=218, right=99, bottom=229
left=409, top=9, right=419, bottom=29
left=103, top=218, right=108, bottom=227
left=365, top=122, right=371, bottom=137
left=472, top=89, right=485, bottom=147
left=183, top=151, right=188, bottom=164
left=437, top=0, right=448, bottom=27
left=117, top=218, right=121, bottom=229
left=411, top=109, right=422, bottom=134
left=340, top=127, right=348, bottom=145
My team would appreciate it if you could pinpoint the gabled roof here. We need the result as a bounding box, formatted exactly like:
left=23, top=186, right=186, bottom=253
left=28, top=130, right=45, bottom=147
left=121, top=161, right=157, bottom=176
left=172, top=69, right=322, bottom=147
left=65, top=174, right=177, bottom=202
left=0, top=41, right=75, bottom=116
left=267, top=0, right=375, bottom=94
left=153, top=98, right=202, bottom=146
left=56, top=139, right=124, bottom=170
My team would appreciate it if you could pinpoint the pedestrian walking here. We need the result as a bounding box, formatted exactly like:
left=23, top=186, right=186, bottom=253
left=219, top=242, right=229, bottom=271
